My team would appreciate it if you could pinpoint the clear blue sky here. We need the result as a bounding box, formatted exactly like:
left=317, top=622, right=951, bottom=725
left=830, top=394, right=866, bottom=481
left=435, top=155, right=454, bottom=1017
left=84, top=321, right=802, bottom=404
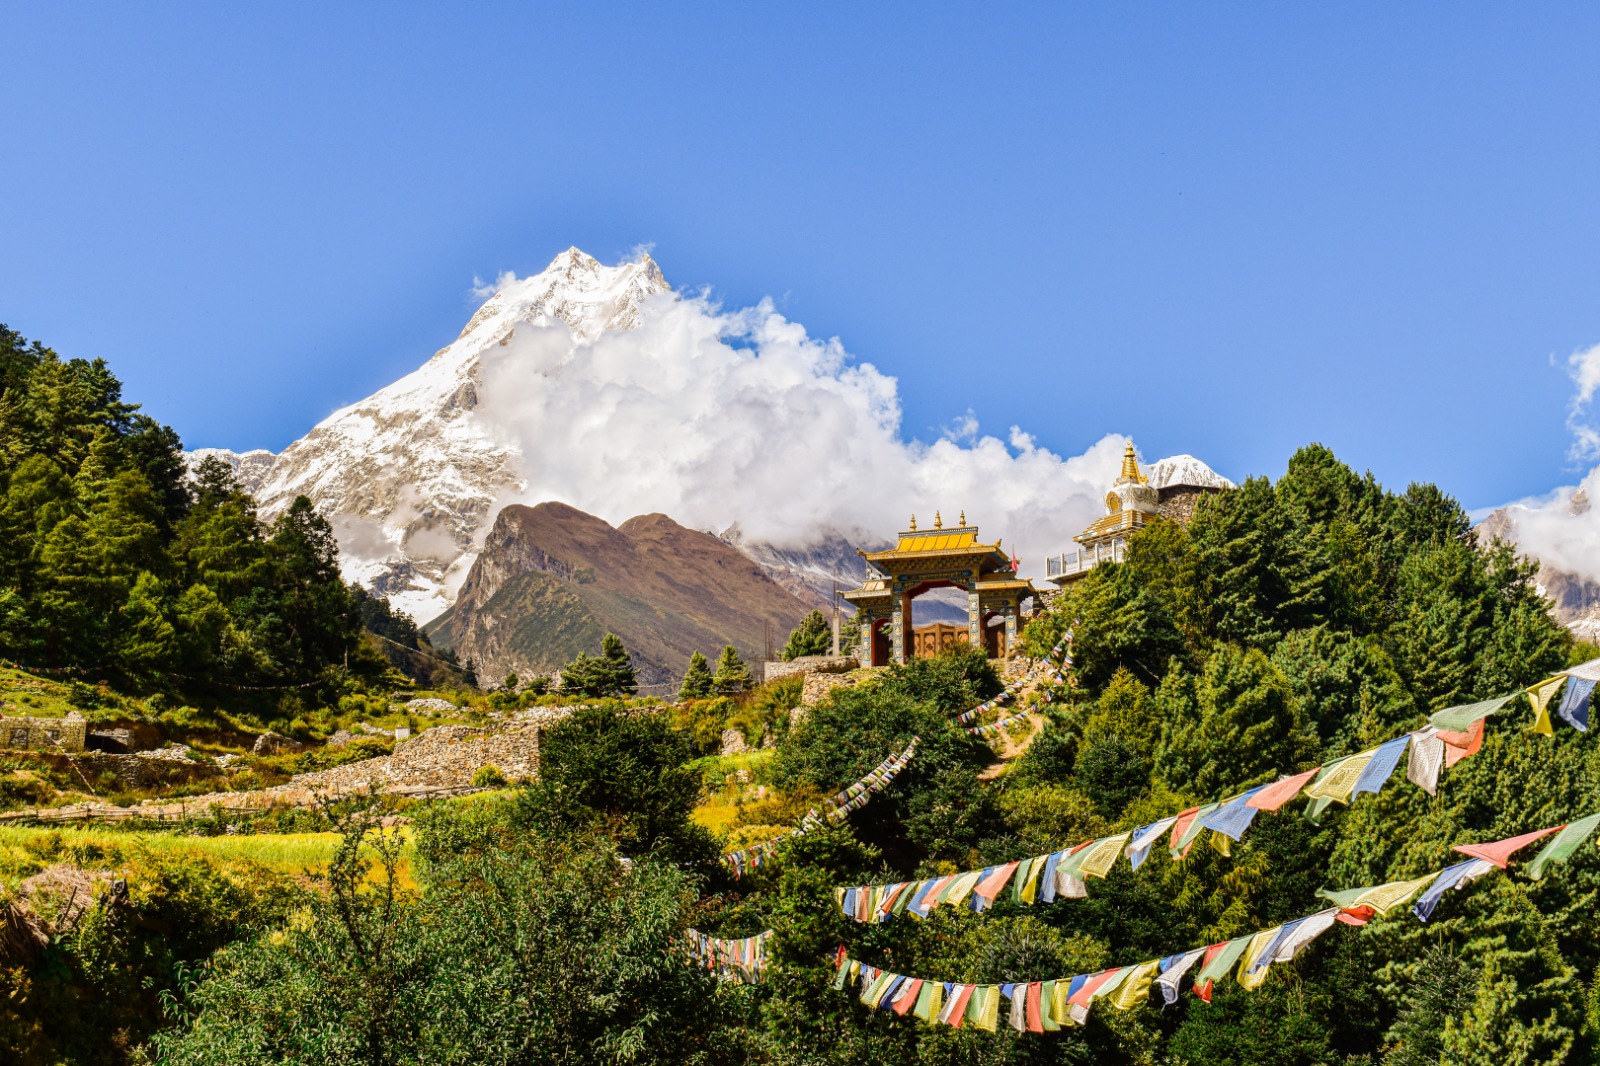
left=4, top=3, right=1598, bottom=509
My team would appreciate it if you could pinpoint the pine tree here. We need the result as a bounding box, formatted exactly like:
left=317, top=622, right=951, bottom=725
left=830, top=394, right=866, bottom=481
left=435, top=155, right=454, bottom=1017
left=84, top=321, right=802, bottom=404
left=711, top=644, right=752, bottom=696
left=679, top=651, right=714, bottom=700
left=780, top=610, right=832, bottom=660
left=598, top=633, right=637, bottom=697
left=561, top=635, right=637, bottom=698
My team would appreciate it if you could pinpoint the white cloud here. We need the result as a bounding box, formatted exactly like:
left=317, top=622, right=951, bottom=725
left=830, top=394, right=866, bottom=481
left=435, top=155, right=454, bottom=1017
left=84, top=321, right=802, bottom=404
left=472, top=289, right=1126, bottom=574
left=1568, top=341, right=1600, bottom=462
left=1487, top=341, right=1600, bottom=587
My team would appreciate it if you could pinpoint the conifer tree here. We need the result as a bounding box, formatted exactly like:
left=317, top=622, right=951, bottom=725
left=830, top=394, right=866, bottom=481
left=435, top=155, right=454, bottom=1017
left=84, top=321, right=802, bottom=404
left=679, top=650, right=713, bottom=700
left=598, top=633, right=637, bottom=697
left=711, top=644, right=752, bottom=696
left=780, top=610, right=832, bottom=660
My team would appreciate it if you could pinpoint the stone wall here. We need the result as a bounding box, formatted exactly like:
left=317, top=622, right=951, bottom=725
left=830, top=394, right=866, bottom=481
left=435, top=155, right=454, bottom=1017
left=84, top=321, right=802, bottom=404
left=761, top=656, right=859, bottom=684
left=0, top=713, right=87, bottom=753
left=1157, top=485, right=1221, bottom=527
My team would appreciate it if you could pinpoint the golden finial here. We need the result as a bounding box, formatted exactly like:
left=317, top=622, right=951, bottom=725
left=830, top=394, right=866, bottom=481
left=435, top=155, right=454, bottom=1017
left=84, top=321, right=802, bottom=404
left=934, top=510, right=943, bottom=530
left=1120, top=441, right=1144, bottom=483
left=959, top=510, right=966, bottom=526
left=909, top=514, right=917, bottom=531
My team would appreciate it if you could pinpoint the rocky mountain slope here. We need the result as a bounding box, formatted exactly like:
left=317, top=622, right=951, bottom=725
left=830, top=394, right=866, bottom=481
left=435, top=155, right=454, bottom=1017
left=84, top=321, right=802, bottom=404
left=425, top=502, right=812, bottom=690
left=194, top=249, right=672, bottom=622
left=1478, top=489, right=1600, bottom=642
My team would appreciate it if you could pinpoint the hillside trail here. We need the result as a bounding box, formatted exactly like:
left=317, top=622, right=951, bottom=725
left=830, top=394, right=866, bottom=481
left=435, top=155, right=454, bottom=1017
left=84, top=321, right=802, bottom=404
left=975, top=662, right=1060, bottom=781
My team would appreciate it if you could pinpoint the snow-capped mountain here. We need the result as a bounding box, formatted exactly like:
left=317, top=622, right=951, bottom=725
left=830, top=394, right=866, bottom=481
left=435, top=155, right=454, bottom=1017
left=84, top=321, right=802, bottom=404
left=186, top=448, right=276, bottom=497
left=186, top=246, right=1236, bottom=628
left=1147, top=454, right=1233, bottom=491
left=230, top=249, right=669, bottom=621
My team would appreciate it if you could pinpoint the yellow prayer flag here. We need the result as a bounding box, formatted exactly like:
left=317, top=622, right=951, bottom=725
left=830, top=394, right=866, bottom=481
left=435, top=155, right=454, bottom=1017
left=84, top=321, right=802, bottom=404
left=1109, top=961, right=1160, bottom=1011
left=1352, top=873, right=1438, bottom=915
left=1528, top=676, right=1565, bottom=736
left=1303, top=751, right=1375, bottom=805
left=1051, top=978, right=1074, bottom=1028
left=1209, top=830, right=1232, bottom=857
left=942, top=870, right=985, bottom=908
left=1235, top=928, right=1281, bottom=991
left=1077, top=832, right=1132, bottom=880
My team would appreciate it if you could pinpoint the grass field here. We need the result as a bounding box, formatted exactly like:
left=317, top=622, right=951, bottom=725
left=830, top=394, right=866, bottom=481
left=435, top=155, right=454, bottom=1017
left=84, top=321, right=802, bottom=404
left=0, top=824, right=415, bottom=889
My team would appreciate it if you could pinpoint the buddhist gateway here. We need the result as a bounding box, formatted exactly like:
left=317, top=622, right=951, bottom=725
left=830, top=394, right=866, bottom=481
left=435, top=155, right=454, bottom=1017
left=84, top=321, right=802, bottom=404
left=842, top=443, right=1226, bottom=665
left=841, top=511, right=1038, bottom=667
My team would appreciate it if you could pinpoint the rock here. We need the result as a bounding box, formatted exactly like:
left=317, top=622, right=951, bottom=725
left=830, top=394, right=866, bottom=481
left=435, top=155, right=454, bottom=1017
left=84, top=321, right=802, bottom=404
left=404, top=698, right=458, bottom=715
left=719, top=728, right=749, bottom=756
left=801, top=669, right=869, bottom=708
left=86, top=728, right=134, bottom=754
left=326, top=730, right=355, bottom=749
left=252, top=731, right=309, bottom=756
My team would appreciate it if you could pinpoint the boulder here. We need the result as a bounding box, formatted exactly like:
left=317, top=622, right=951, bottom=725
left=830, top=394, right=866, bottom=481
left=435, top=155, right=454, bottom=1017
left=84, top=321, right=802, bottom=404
left=252, top=731, right=310, bottom=756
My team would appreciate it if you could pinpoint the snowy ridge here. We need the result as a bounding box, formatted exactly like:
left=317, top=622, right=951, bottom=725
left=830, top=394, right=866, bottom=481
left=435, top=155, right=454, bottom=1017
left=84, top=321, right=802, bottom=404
left=1147, top=454, right=1233, bottom=490
left=245, top=249, right=670, bottom=621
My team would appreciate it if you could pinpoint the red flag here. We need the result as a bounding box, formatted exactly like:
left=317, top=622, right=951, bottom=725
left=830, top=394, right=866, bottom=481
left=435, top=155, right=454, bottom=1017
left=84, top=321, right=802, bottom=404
left=1452, top=825, right=1565, bottom=869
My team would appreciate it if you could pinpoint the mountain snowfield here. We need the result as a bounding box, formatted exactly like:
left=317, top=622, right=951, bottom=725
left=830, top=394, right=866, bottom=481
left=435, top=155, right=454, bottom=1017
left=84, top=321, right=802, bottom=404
left=191, top=248, right=1233, bottom=625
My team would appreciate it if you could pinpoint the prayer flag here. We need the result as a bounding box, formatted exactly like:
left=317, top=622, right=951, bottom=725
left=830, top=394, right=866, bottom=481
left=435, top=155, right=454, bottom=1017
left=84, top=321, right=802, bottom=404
left=1527, top=812, right=1600, bottom=880
left=1266, top=910, right=1339, bottom=967
left=1350, top=735, right=1411, bottom=799
left=1037, top=850, right=1064, bottom=903
left=1109, top=961, right=1160, bottom=1011
left=1303, top=750, right=1375, bottom=805
left=1556, top=677, right=1595, bottom=732
left=1430, top=693, right=1514, bottom=732
left=1039, top=980, right=1061, bottom=1031
left=1317, top=872, right=1438, bottom=915
left=1155, top=949, right=1206, bottom=1005
left=1126, top=815, right=1181, bottom=870
left=893, top=978, right=923, bottom=1015
left=1245, top=767, right=1322, bottom=812
left=1407, top=727, right=1445, bottom=794
left=1025, top=981, right=1045, bottom=1032
left=971, top=985, right=1000, bottom=1031
left=1452, top=825, right=1564, bottom=868
left=1077, top=832, right=1132, bottom=879
left=1171, top=802, right=1220, bottom=859
left=1201, top=788, right=1268, bottom=841
left=1235, top=928, right=1282, bottom=991
left=940, top=984, right=974, bottom=1027
left=1527, top=676, right=1566, bottom=736
left=1413, top=858, right=1496, bottom=922
left=972, top=862, right=1019, bottom=908
left=1438, top=718, right=1486, bottom=767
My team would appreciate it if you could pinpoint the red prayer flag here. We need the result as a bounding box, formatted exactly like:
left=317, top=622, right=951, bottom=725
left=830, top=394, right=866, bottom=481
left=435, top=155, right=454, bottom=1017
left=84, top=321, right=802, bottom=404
left=893, top=978, right=923, bottom=1015
left=1244, top=767, right=1323, bottom=811
left=1025, top=982, right=1044, bottom=1033
left=1336, top=906, right=1376, bottom=926
left=1438, top=718, right=1485, bottom=767
left=947, top=984, right=975, bottom=1028
left=1068, top=968, right=1119, bottom=1008
left=972, top=861, right=1021, bottom=904
left=1452, top=825, right=1565, bottom=869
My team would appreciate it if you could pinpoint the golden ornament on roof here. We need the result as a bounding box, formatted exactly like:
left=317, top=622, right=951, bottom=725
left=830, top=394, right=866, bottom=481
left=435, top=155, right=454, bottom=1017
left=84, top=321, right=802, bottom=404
left=934, top=511, right=943, bottom=529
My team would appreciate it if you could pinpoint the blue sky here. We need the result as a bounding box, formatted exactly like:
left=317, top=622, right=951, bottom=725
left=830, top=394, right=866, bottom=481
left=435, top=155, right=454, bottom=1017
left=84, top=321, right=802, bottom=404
left=3, top=3, right=1598, bottom=509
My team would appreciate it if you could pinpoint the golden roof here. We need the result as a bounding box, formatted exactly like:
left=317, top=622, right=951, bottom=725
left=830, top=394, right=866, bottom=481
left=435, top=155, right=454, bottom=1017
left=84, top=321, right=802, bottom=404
left=1075, top=509, right=1149, bottom=544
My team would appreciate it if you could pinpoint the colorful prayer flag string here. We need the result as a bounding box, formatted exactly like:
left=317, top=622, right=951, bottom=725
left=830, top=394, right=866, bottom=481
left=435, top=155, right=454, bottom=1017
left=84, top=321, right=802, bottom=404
left=833, top=818, right=1598, bottom=1032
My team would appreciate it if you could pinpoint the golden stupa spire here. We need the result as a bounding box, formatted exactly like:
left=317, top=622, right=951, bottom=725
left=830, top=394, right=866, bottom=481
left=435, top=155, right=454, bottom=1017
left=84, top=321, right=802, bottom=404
left=1120, top=441, right=1144, bottom=483
left=934, top=510, right=943, bottom=529
left=959, top=510, right=966, bottom=526
left=909, top=514, right=917, bottom=531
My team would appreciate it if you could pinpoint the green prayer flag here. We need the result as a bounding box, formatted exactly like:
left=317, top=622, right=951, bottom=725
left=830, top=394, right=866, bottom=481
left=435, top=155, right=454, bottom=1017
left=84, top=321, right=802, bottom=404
left=1527, top=813, right=1600, bottom=880
left=1196, top=937, right=1252, bottom=984
left=1012, top=856, right=1038, bottom=904
left=1429, top=693, right=1514, bottom=732
left=832, top=959, right=852, bottom=990
left=1172, top=802, right=1220, bottom=856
